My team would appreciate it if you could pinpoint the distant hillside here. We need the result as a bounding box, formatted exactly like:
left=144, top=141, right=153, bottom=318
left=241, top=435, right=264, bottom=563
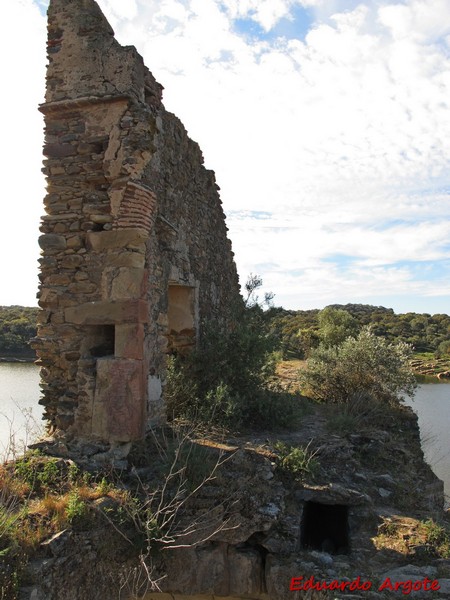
left=0, top=306, right=38, bottom=360
left=265, top=303, right=450, bottom=359
left=2, top=303, right=450, bottom=362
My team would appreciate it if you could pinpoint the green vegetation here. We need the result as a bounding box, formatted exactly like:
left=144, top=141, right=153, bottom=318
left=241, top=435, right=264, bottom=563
left=165, top=276, right=304, bottom=430
left=0, top=447, right=151, bottom=598
left=0, top=425, right=241, bottom=599
left=375, top=516, right=450, bottom=559
left=0, top=306, right=38, bottom=359
left=274, top=440, right=319, bottom=478
left=298, top=327, right=416, bottom=404
left=325, top=392, right=387, bottom=434
left=317, top=306, right=358, bottom=348
left=265, top=303, right=450, bottom=359
left=3, top=301, right=450, bottom=364
left=418, top=519, right=450, bottom=558
left=165, top=306, right=302, bottom=430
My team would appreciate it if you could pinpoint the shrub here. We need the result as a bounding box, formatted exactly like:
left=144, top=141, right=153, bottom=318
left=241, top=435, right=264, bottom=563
left=274, top=441, right=319, bottom=478
left=298, top=327, right=416, bottom=404
left=65, top=491, right=87, bottom=524
left=325, top=391, right=387, bottom=435
left=420, top=519, right=450, bottom=558
left=435, top=339, right=450, bottom=358
left=165, top=304, right=301, bottom=429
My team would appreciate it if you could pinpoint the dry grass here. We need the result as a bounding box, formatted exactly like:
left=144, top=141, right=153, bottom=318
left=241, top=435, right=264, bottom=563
left=275, top=359, right=306, bottom=391
left=373, top=515, right=450, bottom=559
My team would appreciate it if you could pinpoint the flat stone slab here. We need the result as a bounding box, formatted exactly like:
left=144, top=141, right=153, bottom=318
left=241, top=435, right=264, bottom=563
left=65, top=300, right=148, bottom=324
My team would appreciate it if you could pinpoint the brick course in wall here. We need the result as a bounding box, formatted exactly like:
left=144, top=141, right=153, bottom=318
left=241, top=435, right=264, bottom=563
left=34, top=0, right=240, bottom=444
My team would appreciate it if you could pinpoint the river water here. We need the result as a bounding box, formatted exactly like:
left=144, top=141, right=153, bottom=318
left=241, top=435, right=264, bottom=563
left=0, top=362, right=42, bottom=459
left=1, top=363, right=450, bottom=502
left=403, top=382, right=450, bottom=504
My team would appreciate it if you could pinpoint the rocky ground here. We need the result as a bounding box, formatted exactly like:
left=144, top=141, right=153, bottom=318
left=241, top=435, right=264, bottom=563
left=2, top=363, right=450, bottom=599
left=409, top=356, right=450, bottom=380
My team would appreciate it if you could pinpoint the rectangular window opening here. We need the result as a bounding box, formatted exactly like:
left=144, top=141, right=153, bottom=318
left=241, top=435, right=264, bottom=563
left=86, top=324, right=115, bottom=358
left=166, top=284, right=196, bottom=355
left=300, top=501, right=350, bottom=554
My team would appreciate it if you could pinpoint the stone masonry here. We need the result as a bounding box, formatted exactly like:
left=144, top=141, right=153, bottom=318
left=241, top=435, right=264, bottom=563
left=34, top=0, right=240, bottom=444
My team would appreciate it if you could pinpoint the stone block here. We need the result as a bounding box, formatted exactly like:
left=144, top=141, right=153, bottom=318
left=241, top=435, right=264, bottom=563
left=265, top=555, right=305, bottom=600
left=115, top=323, right=144, bottom=359
left=65, top=300, right=148, bottom=324
left=38, top=289, right=60, bottom=308
left=162, top=545, right=228, bottom=596
left=86, top=228, right=148, bottom=252
left=43, top=142, right=77, bottom=158
left=68, top=281, right=98, bottom=294
left=38, top=234, right=67, bottom=251
left=61, top=254, right=84, bottom=268
left=228, top=546, right=263, bottom=596
left=106, top=251, right=145, bottom=269
left=91, top=358, right=145, bottom=442
left=48, top=274, right=72, bottom=286
left=102, top=267, right=147, bottom=300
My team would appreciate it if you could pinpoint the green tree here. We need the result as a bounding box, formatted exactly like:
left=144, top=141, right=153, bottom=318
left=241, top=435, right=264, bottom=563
left=0, top=306, right=38, bottom=357
left=436, top=340, right=450, bottom=358
left=298, top=327, right=416, bottom=404
left=317, top=307, right=358, bottom=348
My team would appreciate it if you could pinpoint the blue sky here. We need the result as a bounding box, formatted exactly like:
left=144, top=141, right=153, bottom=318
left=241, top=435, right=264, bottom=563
left=2, top=0, right=450, bottom=315
left=232, top=4, right=314, bottom=41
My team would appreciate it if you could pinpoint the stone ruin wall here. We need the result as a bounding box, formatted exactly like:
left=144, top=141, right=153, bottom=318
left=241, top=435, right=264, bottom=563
left=34, top=0, right=240, bottom=445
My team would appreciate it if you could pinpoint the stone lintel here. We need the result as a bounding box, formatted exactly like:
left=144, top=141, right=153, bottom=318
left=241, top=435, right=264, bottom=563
left=86, top=228, right=148, bottom=252
left=65, top=300, right=148, bottom=325
left=39, top=94, right=131, bottom=115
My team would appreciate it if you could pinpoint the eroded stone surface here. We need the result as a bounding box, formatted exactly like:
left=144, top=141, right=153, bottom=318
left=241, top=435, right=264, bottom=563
left=34, top=0, right=240, bottom=442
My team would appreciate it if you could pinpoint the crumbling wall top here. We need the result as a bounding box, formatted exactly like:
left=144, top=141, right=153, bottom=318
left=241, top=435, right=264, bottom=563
left=46, top=0, right=158, bottom=105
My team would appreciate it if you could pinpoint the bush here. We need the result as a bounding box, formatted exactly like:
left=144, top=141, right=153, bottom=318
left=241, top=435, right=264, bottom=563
left=65, top=491, right=87, bottom=524
left=274, top=441, right=319, bottom=478
left=165, top=304, right=301, bottom=429
left=298, top=327, right=416, bottom=404
left=325, top=391, right=387, bottom=435
left=435, top=339, right=450, bottom=358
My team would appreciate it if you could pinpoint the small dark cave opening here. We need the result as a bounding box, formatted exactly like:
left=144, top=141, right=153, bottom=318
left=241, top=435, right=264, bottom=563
left=300, top=501, right=350, bottom=554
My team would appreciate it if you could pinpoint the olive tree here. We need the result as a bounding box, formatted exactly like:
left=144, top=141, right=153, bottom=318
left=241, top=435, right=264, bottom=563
left=298, top=327, right=416, bottom=404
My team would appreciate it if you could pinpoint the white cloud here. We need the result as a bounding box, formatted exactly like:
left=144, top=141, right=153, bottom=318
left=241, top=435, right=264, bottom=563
left=3, top=0, right=450, bottom=312
left=0, top=0, right=46, bottom=306
left=102, top=0, right=138, bottom=21
left=220, top=0, right=296, bottom=31
left=379, top=0, right=450, bottom=43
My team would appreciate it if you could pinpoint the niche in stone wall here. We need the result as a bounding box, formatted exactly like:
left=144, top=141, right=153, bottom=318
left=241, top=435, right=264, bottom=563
left=81, top=325, right=116, bottom=358
left=167, top=284, right=196, bottom=355
left=300, top=501, right=350, bottom=554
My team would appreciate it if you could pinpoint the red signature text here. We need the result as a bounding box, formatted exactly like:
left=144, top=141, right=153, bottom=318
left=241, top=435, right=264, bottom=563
left=290, top=576, right=371, bottom=592
left=290, top=576, right=441, bottom=595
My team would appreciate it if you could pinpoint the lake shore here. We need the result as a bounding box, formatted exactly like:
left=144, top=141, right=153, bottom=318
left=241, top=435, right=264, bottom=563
left=410, top=355, right=450, bottom=380
left=0, top=356, right=36, bottom=363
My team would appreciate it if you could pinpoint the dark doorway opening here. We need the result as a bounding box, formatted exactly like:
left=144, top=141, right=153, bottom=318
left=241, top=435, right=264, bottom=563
left=300, top=501, right=349, bottom=554
left=88, top=325, right=115, bottom=357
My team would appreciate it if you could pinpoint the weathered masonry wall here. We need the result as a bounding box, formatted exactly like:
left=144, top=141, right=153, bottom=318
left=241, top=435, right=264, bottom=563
left=34, top=0, right=240, bottom=444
